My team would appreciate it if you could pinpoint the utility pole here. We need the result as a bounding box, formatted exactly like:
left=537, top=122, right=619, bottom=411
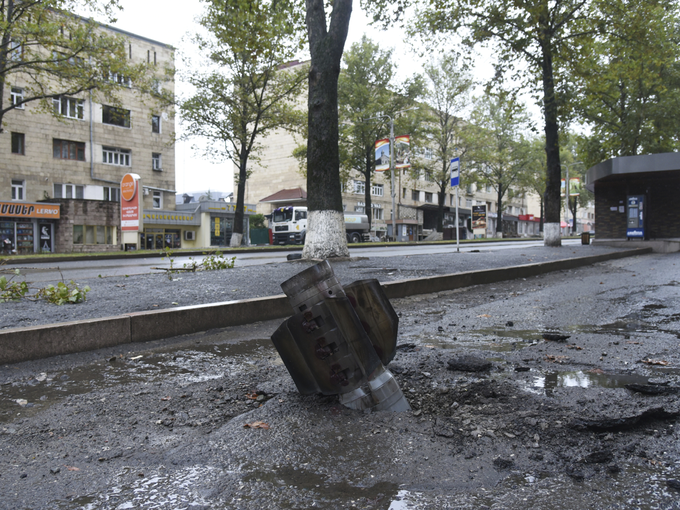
left=364, top=107, right=418, bottom=242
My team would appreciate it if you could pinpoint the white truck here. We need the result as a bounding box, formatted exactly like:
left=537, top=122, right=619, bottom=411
left=270, top=206, right=371, bottom=245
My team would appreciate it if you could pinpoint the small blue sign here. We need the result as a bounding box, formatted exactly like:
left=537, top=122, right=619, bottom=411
left=627, top=228, right=644, bottom=237
left=450, top=157, right=460, bottom=187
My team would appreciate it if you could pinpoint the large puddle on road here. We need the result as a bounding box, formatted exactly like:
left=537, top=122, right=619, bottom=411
left=0, top=337, right=277, bottom=424
left=50, top=459, right=678, bottom=509
left=528, top=370, right=649, bottom=396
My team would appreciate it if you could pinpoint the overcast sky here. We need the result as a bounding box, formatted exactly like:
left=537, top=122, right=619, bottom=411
left=103, top=2, right=401, bottom=194
left=108, top=1, right=496, bottom=195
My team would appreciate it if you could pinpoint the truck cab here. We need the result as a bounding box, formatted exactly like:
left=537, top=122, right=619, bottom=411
left=271, top=206, right=307, bottom=245
left=270, top=206, right=370, bottom=245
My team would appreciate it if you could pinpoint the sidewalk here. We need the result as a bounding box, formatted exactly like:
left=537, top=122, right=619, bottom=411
left=0, top=244, right=652, bottom=364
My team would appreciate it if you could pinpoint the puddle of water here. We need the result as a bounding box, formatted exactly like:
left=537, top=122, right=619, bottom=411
left=0, top=338, right=276, bottom=424
left=530, top=370, right=648, bottom=396
left=52, top=466, right=216, bottom=509
left=244, top=467, right=399, bottom=507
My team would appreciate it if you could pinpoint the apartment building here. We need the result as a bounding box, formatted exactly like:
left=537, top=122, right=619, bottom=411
left=2, top=21, right=176, bottom=254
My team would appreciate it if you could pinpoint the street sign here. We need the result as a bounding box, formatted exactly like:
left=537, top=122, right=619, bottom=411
left=450, top=157, right=460, bottom=187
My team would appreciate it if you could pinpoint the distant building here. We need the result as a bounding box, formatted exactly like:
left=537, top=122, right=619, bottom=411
left=2, top=19, right=175, bottom=253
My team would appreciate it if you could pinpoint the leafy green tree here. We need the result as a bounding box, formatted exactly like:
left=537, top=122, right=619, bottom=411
left=414, top=52, right=473, bottom=232
left=0, top=0, right=154, bottom=133
left=338, top=35, right=423, bottom=231
left=302, top=0, right=353, bottom=259
left=569, top=0, right=680, bottom=167
left=464, top=90, right=531, bottom=237
left=365, top=0, right=595, bottom=246
left=180, top=0, right=306, bottom=247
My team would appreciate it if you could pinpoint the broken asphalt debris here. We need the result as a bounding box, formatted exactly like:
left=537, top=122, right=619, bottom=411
left=542, top=332, right=571, bottom=342
left=446, top=356, right=492, bottom=372
left=271, top=260, right=410, bottom=412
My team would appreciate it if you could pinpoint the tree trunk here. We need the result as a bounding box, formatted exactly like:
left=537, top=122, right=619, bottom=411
left=302, top=0, right=352, bottom=259
left=539, top=29, right=562, bottom=247
left=496, top=189, right=503, bottom=238
left=364, top=149, right=372, bottom=232
left=569, top=196, right=578, bottom=234
left=437, top=188, right=445, bottom=232
left=0, top=0, right=15, bottom=132
left=231, top=150, right=247, bottom=247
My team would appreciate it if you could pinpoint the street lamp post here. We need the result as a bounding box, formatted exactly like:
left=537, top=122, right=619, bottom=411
left=563, top=162, right=583, bottom=236
left=364, top=107, right=418, bottom=242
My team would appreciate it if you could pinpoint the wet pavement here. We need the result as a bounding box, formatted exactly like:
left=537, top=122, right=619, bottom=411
left=1, top=250, right=680, bottom=508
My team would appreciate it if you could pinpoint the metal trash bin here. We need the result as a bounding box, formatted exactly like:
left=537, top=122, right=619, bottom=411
left=581, top=232, right=590, bottom=245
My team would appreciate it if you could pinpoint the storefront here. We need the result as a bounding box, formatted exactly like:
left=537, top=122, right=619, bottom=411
left=140, top=228, right=182, bottom=250
left=174, top=199, right=257, bottom=248
left=0, top=202, right=60, bottom=254
left=141, top=209, right=201, bottom=250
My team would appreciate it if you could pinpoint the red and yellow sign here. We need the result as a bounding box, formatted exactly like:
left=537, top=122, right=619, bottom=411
left=0, top=202, right=60, bottom=219
left=120, top=173, right=141, bottom=231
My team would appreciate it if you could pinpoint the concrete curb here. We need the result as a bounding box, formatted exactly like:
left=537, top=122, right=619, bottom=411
left=0, top=247, right=652, bottom=365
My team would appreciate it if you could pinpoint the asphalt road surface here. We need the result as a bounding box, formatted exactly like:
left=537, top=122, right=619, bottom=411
left=8, top=239, right=580, bottom=284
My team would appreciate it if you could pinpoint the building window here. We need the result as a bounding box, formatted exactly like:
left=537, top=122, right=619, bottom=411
left=10, top=87, right=24, bottom=109
left=103, top=187, right=120, bottom=202
left=151, top=115, right=161, bottom=133
left=152, top=153, right=162, bottom=171
left=152, top=191, right=162, bottom=209
left=53, top=139, right=85, bottom=161
left=353, top=180, right=365, bottom=195
left=11, top=180, right=24, bottom=200
left=425, top=192, right=433, bottom=203
left=102, top=105, right=130, bottom=128
left=371, top=184, right=384, bottom=197
left=419, top=147, right=434, bottom=160
left=53, top=183, right=84, bottom=199
left=102, top=147, right=131, bottom=166
left=411, top=190, right=419, bottom=202
left=372, top=204, right=384, bottom=220
left=402, top=188, right=407, bottom=199
left=11, top=133, right=25, bottom=155
left=108, top=72, right=131, bottom=87
left=422, top=171, right=434, bottom=182
left=53, top=96, right=84, bottom=119
left=9, top=40, right=22, bottom=61
left=73, top=225, right=114, bottom=245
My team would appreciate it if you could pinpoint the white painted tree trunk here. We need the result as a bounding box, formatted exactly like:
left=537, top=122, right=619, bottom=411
left=543, top=223, right=562, bottom=247
left=230, top=233, right=243, bottom=247
left=302, top=210, right=350, bottom=259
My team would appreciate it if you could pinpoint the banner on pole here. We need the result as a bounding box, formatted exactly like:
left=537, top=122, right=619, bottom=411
left=394, top=135, right=411, bottom=169
left=450, top=157, right=460, bottom=187
left=374, top=139, right=390, bottom=172
left=560, top=178, right=581, bottom=197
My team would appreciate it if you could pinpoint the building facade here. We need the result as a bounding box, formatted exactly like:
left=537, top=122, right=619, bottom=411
left=2, top=22, right=176, bottom=254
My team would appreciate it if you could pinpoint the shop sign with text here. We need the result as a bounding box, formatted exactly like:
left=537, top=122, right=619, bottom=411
left=0, top=202, right=60, bottom=219
left=121, top=173, right=141, bottom=231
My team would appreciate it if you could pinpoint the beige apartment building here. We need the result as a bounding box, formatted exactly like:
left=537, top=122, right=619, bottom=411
left=2, top=22, right=178, bottom=254
left=246, top=129, right=537, bottom=241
